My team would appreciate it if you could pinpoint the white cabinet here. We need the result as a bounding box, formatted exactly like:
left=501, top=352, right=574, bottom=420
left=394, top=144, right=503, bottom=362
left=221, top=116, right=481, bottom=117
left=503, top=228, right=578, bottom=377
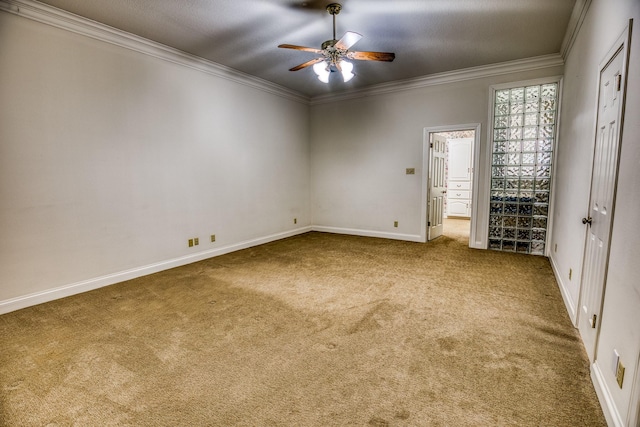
left=447, top=138, right=473, bottom=218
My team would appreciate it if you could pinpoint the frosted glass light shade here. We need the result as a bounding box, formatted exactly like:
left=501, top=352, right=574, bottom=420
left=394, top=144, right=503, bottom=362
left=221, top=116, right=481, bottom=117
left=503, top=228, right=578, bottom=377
left=339, top=60, right=354, bottom=82
left=313, top=61, right=330, bottom=83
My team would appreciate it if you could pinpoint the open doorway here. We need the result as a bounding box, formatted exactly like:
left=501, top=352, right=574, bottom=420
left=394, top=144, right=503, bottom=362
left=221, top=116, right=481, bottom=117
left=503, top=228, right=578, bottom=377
left=423, top=125, right=480, bottom=245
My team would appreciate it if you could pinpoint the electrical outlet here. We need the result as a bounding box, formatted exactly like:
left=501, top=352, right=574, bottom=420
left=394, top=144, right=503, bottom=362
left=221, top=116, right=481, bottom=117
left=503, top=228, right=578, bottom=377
left=394, top=221, right=398, bottom=228
left=194, top=237, right=199, bottom=246
left=188, top=239, right=194, bottom=247
left=294, top=218, right=297, bottom=224
left=616, top=359, right=625, bottom=388
left=211, top=234, right=216, bottom=243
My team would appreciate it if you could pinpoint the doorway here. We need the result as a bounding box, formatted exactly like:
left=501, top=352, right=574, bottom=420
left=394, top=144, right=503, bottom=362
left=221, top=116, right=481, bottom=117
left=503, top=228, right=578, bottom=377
left=423, top=124, right=480, bottom=245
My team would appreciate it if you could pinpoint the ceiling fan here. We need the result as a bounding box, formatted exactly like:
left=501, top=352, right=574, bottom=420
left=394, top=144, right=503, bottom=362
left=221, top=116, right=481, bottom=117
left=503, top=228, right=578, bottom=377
left=278, top=3, right=395, bottom=83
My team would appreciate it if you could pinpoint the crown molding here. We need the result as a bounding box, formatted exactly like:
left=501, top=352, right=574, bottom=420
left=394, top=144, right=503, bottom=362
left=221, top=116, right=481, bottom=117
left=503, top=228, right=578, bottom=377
left=560, top=0, right=592, bottom=60
left=310, top=54, right=565, bottom=105
left=0, top=0, right=310, bottom=104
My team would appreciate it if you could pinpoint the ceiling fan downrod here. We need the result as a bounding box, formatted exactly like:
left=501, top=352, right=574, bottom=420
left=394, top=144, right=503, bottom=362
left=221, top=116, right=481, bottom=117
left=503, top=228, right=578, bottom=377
left=326, top=3, right=342, bottom=41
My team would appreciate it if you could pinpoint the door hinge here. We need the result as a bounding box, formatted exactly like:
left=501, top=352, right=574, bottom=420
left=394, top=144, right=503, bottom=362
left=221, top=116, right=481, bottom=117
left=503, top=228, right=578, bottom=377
left=590, top=314, right=597, bottom=328
left=430, top=142, right=433, bottom=148
left=616, top=74, right=622, bottom=91
left=428, top=221, right=431, bottom=227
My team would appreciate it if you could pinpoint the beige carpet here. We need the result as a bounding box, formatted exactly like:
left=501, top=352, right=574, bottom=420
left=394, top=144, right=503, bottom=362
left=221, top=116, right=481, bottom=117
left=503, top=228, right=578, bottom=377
left=1, top=220, right=606, bottom=426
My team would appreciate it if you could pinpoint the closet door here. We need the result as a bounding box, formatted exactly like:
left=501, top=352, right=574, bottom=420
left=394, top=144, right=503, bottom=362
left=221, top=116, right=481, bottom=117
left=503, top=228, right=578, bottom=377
left=448, top=139, right=472, bottom=181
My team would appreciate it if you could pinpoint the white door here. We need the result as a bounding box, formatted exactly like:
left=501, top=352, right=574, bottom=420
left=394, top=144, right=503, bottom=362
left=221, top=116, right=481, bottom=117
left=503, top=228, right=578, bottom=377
left=578, top=42, right=627, bottom=361
left=428, top=134, right=446, bottom=240
left=448, top=138, right=473, bottom=181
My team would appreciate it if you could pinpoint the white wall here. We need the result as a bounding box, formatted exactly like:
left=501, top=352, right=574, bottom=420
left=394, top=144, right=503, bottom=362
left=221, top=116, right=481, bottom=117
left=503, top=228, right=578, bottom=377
left=0, top=11, right=310, bottom=310
left=551, top=0, right=640, bottom=424
left=309, top=67, right=563, bottom=245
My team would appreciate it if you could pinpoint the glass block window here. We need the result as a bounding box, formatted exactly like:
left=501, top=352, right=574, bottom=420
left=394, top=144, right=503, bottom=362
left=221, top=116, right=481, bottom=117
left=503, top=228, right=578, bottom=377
left=488, top=83, right=557, bottom=255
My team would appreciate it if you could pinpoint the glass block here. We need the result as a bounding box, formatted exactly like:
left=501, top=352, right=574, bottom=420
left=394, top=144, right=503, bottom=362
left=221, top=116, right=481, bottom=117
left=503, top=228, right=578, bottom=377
left=496, top=89, right=510, bottom=103
left=539, top=126, right=555, bottom=138
left=507, top=166, right=519, bottom=178
left=521, top=166, right=535, bottom=177
left=522, top=153, right=535, bottom=164
left=489, top=239, right=502, bottom=250
left=518, top=203, right=533, bottom=216
left=525, top=86, right=540, bottom=100
left=541, top=84, right=557, bottom=98
left=518, top=229, right=532, bottom=240
left=541, top=98, right=556, bottom=111
left=533, top=204, right=549, bottom=216
left=495, top=115, right=509, bottom=128
left=491, top=190, right=505, bottom=200
left=516, top=241, right=531, bottom=253
left=492, top=153, right=506, bottom=165
left=536, top=166, right=551, bottom=178
left=510, top=102, right=524, bottom=114
left=489, top=227, right=502, bottom=238
left=490, top=202, right=503, bottom=214
left=505, top=179, right=519, bottom=190
left=510, top=114, right=524, bottom=127
left=507, top=153, right=520, bottom=165
left=495, top=103, right=510, bottom=116
left=492, top=178, right=505, bottom=189
left=523, top=140, right=536, bottom=152
left=510, top=88, right=525, bottom=101
left=517, top=217, right=532, bottom=228
left=524, top=113, right=539, bottom=126
left=525, top=100, right=540, bottom=113
left=502, top=240, right=516, bottom=251
left=534, top=192, right=550, bottom=204
left=523, top=126, right=538, bottom=139
left=508, top=141, right=521, bottom=152
left=533, top=217, right=547, bottom=229
left=519, top=191, right=534, bottom=200
left=492, top=166, right=506, bottom=178
left=509, top=127, right=522, bottom=140
left=531, top=241, right=545, bottom=255
left=540, top=111, right=555, bottom=124
left=504, top=203, right=518, bottom=215
left=494, top=129, right=508, bottom=141
left=536, top=179, right=550, bottom=190
left=532, top=229, right=546, bottom=241
left=490, top=215, right=502, bottom=227
left=494, top=141, right=507, bottom=152
left=504, top=191, right=518, bottom=201
left=503, top=216, right=517, bottom=227
left=503, top=228, right=516, bottom=239
left=537, top=139, right=553, bottom=152
left=520, top=179, right=534, bottom=190
left=537, top=152, right=552, bottom=165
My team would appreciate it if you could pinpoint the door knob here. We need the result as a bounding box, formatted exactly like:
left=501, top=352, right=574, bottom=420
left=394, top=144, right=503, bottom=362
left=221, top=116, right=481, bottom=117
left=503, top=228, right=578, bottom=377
left=582, top=217, right=592, bottom=225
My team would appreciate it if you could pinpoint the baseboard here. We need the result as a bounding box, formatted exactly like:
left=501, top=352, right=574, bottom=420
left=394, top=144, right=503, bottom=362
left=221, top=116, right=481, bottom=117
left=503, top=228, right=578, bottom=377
left=312, top=226, right=423, bottom=242
left=549, top=253, right=578, bottom=326
left=0, top=226, right=312, bottom=315
left=592, top=361, right=625, bottom=427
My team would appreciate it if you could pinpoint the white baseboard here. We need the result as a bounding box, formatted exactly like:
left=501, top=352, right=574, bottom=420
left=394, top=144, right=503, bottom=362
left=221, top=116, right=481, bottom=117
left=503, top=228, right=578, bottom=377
left=312, top=226, right=423, bottom=242
left=549, top=253, right=578, bottom=326
left=592, top=361, right=625, bottom=427
left=0, top=226, right=312, bottom=315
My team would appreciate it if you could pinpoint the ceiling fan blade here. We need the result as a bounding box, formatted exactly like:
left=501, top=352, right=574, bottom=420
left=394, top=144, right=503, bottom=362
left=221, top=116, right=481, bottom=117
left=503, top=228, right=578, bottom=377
left=289, top=57, right=324, bottom=71
left=335, top=31, right=363, bottom=50
left=278, top=44, right=323, bottom=54
left=348, top=51, right=396, bottom=62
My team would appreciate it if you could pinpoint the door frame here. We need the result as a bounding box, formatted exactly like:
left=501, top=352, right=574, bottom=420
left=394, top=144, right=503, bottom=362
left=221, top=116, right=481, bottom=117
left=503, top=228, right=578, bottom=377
left=421, top=123, right=481, bottom=246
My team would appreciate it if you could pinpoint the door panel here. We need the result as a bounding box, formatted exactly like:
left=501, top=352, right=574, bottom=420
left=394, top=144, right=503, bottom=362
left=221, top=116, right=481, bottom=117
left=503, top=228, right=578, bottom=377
left=578, top=45, right=625, bottom=361
left=428, top=134, right=446, bottom=240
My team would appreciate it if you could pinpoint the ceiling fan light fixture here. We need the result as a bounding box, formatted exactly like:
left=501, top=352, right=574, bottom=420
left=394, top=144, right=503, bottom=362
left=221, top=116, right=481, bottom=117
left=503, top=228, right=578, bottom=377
left=313, top=61, right=330, bottom=83
left=339, top=59, right=354, bottom=82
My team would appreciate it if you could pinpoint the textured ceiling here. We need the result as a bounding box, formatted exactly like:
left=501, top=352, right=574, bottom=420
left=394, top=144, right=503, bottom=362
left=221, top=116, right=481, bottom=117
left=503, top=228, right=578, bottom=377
left=35, top=0, right=576, bottom=98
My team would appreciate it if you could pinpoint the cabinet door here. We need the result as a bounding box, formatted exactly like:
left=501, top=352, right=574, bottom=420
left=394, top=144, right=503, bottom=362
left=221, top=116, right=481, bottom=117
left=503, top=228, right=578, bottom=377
left=448, top=138, right=473, bottom=181
left=447, top=200, right=469, bottom=217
